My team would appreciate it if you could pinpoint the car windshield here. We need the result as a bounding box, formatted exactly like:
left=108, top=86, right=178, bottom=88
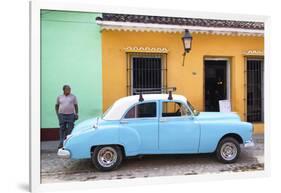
left=102, top=105, right=113, bottom=119
left=186, top=100, right=200, bottom=116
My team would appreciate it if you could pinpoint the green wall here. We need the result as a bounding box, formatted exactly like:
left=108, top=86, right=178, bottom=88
left=41, top=10, right=102, bottom=128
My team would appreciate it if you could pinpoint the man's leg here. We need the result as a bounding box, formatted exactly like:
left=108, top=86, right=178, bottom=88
left=58, top=114, right=67, bottom=149
left=66, top=113, right=75, bottom=136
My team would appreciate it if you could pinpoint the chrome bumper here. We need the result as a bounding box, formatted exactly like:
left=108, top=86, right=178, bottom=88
left=57, top=148, right=71, bottom=159
left=244, top=139, right=255, bottom=148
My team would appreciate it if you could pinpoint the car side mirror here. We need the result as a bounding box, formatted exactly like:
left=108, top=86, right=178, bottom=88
left=193, top=109, right=199, bottom=116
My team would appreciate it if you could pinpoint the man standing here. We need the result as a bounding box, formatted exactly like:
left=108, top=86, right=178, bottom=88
left=55, top=85, right=79, bottom=149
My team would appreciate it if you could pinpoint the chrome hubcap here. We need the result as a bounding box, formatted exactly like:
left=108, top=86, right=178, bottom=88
left=97, top=147, right=117, bottom=168
left=220, top=142, right=237, bottom=161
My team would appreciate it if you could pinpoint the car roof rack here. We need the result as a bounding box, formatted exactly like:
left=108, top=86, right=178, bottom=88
left=133, top=87, right=177, bottom=102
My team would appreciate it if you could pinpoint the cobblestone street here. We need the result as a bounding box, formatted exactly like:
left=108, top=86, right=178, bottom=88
left=41, top=135, right=264, bottom=183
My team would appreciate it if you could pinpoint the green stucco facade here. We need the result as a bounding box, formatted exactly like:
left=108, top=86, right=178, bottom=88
left=41, top=11, right=102, bottom=128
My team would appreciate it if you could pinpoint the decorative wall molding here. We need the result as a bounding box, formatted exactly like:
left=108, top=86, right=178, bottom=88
left=243, top=50, right=264, bottom=56
left=124, top=46, right=169, bottom=53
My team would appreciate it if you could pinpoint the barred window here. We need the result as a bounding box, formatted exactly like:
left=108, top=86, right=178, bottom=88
left=246, top=58, right=264, bottom=122
left=126, top=52, right=167, bottom=95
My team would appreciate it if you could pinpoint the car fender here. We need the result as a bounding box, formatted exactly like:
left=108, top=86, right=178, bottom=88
left=119, top=126, right=142, bottom=156
left=198, top=121, right=252, bottom=153
left=65, top=126, right=120, bottom=159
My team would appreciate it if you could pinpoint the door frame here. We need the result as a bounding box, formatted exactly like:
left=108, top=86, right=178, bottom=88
left=203, top=57, right=232, bottom=111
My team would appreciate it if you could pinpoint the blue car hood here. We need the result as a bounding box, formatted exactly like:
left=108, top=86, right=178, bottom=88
left=71, top=117, right=98, bottom=135
left=195, top=112, right=241, bottom=121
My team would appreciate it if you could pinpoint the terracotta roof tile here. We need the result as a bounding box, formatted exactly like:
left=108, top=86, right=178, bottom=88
left=96, top=13, right=264, bottom=30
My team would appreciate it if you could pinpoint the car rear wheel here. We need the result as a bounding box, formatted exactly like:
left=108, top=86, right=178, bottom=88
left=91, top=145, right=123, bottom=171
left=216, top=137, right=240, bottom=163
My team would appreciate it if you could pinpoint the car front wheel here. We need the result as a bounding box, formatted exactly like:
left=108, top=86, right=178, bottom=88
left=91, top=145, right=123, bottom=171
left=216, top=137, right=240, bottom=163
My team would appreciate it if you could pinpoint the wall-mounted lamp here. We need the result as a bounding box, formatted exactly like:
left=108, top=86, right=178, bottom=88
left=181, top=29, right=192, bottom=66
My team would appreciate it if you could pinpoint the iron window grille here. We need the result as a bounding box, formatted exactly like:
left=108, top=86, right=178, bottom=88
left=126, top=52, right=167, bottom=95
left=245, top=58, right=264, bottom=122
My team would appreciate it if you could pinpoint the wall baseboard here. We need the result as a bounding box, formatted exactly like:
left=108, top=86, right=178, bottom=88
left=41, top=128, right=59, bottom=141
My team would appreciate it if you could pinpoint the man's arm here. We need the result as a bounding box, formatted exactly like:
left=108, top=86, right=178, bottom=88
left=74, top=104, right=79, bottom=120
left=73, top=96, right=79, bottom=120
left=55, top=96, right=59, bottom=115
left=74, top=104, right=79, bottom=114
left=74, top=96, right=79, bottom=115
left=55, top=104, right=59, bottom=115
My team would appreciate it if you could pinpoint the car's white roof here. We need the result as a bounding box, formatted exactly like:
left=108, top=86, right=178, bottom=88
left=103, top=94, right=187, bottom=120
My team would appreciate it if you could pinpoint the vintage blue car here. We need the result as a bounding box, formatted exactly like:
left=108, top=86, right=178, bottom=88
left=58, top=93, right=254, bottom=171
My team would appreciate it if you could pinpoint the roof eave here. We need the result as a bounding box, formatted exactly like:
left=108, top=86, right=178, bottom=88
left=96, top=20, right=264, bottom=36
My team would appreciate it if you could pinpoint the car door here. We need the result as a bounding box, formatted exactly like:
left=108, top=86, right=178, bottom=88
left=159, top=100, right=200, bottom=153
left=120, top=101, right=159, bottom=153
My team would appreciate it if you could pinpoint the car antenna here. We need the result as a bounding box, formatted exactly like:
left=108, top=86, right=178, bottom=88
left=167, top=87, right=176, bottom=100
left=139, top=90, right=144, bottom=102
left=168, top=90, right=173, bottom=100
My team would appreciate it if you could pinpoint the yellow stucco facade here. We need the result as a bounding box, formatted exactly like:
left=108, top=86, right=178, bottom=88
left=101, top=30, right=264, bottom=133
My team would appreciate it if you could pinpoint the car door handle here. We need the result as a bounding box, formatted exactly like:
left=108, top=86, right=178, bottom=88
left=120, top=120, right=128, bottom=124
left=160, top=119, right=168, bottom=122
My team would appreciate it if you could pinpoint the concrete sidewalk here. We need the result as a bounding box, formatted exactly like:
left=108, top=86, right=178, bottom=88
left=41, top=134, right=264, bottom=153
left=41, top=140, right=60, bottom=153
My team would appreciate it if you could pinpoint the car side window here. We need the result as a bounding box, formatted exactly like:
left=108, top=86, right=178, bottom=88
left=162, top=101, right=190, bottom=117
left=124, top=102, right=157, bottom=119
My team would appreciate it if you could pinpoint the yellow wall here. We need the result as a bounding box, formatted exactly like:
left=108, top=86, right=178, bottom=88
left=102, top=31, right=264, bottom=133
